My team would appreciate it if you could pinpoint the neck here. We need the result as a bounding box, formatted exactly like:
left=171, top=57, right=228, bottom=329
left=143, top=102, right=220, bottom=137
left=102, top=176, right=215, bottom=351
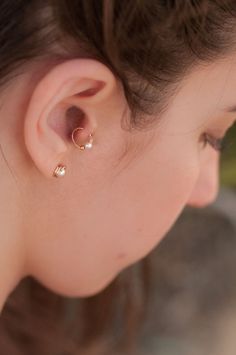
left=0, top=165, right=27, bottom=313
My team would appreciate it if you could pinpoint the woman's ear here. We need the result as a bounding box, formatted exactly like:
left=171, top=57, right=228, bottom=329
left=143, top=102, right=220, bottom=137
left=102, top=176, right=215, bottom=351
left=24, top=59, right=123, bottom=178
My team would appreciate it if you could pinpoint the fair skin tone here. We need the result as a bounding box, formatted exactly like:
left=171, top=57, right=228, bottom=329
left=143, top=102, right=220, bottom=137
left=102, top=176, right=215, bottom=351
left=0, top=54, right=236, bottom=313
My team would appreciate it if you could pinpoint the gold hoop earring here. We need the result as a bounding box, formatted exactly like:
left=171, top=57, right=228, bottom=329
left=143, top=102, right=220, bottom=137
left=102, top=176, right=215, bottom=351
left=71, top=127, right=93, bottom=150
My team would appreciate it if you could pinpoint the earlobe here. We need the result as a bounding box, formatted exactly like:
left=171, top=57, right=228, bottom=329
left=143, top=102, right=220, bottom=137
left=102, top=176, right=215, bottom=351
left=23, top=59, right=118, bottom=179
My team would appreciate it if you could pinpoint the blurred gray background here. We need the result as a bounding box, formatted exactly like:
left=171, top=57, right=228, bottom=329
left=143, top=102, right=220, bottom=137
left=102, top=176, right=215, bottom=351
left=134, top=123, right=236, bottom=355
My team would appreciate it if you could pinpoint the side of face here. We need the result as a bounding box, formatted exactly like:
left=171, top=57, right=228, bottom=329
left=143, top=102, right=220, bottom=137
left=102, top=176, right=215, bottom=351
left=3, top=55, right=236, bottom=297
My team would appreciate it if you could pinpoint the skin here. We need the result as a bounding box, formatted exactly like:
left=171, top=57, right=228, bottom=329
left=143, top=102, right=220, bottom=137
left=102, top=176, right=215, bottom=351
left=0, top=55, right=236, bottom=312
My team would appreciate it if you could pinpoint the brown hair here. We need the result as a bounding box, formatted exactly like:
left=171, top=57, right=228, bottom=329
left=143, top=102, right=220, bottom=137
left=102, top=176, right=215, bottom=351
left=1, top=1, right=236, bottom=354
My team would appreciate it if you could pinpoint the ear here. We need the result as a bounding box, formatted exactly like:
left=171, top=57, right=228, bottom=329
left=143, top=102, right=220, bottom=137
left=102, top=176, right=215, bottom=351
left=24, top=59, right=124, bottom=178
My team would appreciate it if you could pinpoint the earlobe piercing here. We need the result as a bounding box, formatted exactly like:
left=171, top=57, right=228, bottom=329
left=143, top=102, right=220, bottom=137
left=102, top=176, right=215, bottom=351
left=53, top=164, right=67, bottom=178
left=52, top=127, right=94, bottom=178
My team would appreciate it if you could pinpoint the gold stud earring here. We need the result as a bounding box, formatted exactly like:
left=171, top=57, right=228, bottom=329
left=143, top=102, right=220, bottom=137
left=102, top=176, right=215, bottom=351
left=53, top=164, right=66, bottom=178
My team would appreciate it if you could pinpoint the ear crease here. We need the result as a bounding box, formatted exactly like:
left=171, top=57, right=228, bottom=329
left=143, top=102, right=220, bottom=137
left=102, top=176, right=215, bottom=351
left=77, top=81, right=106, bottom=98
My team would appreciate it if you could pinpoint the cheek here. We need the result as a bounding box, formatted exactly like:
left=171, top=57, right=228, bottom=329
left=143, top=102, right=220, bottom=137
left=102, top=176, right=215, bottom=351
left=73, top=145, right=199, bottom=283
left=31, top=146, right=199, bottom=298
left=105, top=158, right=199, bottom=265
